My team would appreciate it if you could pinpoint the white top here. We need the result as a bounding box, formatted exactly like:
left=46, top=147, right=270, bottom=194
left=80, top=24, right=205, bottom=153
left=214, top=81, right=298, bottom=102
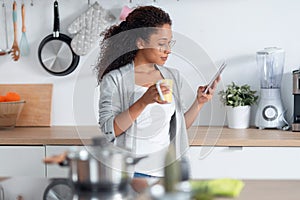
left=129, top=84, right=175, bottom=176
left=99, top=63, right=190, bottom=165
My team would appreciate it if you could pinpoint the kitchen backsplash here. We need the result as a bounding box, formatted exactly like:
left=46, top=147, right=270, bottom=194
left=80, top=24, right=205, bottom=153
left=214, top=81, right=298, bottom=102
left=0, top=0, right=297, bottom=126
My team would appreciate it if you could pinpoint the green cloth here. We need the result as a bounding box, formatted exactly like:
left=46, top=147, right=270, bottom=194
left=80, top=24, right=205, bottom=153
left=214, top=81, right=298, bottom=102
left=190, top=178, right=245, bottom=198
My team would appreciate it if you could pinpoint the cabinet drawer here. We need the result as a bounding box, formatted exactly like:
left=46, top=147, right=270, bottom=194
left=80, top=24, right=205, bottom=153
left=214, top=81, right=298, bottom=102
left=0, top=146, right=45, bottom=177
left=45, top=145, right=83, bottom=178
left=189, top=146, right=300, bottom=179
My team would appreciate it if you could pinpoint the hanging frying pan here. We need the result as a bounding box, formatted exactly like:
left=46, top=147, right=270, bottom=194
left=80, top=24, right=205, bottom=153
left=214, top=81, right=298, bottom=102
left=38, top=0, right=79, bottom=76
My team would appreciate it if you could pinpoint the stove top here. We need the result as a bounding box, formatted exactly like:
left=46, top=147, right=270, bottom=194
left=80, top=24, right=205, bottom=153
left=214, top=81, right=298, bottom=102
left=0, top=177, right=136, bottom=200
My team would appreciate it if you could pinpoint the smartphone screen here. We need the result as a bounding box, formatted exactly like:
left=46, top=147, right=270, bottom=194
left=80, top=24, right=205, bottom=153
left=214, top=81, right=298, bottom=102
left=204, top=62, right=227, bottom=94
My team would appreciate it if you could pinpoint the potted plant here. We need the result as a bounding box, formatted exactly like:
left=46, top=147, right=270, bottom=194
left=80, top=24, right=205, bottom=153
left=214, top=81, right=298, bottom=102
left=219, top=82, right=258, bottom=129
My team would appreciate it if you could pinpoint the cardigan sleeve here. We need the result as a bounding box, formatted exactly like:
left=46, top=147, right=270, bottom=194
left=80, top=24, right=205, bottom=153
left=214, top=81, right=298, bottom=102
left=98, top=72, right=122, bottom=142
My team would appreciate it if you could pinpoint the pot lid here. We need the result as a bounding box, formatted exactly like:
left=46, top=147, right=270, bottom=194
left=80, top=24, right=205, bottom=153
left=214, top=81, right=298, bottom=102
left=67, top=149, right=90, bottom=160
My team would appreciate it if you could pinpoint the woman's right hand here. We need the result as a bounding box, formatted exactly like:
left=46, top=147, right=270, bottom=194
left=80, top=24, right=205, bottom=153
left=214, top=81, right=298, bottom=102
left=139, top=84, right=170, bottom=105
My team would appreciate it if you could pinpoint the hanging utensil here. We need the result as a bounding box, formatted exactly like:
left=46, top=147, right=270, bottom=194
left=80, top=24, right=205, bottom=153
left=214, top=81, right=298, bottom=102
left=20, top=3, right=29, bottom=56
left=0, top=0, right=11, bottom=56
left=0, top=1, right=6, bottom=55
left=3, top=0, right=10, bottom=53
left=11, top=1, right=20, bottom=61
left=38, top=0, right=80, bottom=76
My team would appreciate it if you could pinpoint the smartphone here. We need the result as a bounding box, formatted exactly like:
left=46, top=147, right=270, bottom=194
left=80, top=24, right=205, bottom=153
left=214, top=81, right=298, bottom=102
left=204, top=62, right=227, bottom=94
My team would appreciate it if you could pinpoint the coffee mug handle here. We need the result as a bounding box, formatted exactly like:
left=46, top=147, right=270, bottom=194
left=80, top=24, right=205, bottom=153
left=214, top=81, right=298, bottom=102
left=156, top=80, right=165, bottom=101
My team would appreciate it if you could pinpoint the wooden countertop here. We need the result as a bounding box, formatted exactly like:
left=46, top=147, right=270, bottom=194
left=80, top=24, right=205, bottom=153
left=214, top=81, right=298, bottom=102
left=0, top=126, right=299, bottom=146
left=0, top=126, right=100, bottom=145
left=137, top=180, right=300, bottom=200
left=219, top=180, right=300, bottom=200
left=1, top=178, right=299, bottom=200
left=188, top=126, right=300, bottom=147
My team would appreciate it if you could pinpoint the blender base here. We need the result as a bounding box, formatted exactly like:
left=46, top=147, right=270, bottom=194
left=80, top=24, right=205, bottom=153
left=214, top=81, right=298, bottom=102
left=255, top=89, right=288, bottom=129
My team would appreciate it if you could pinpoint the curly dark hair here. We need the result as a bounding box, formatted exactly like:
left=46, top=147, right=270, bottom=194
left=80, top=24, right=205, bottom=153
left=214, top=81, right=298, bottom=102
left=95, top=5, right=172, bottom=83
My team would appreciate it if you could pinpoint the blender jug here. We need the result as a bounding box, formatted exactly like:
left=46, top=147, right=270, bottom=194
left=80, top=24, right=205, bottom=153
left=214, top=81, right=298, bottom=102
left=256, top=47, right=285, bottom=89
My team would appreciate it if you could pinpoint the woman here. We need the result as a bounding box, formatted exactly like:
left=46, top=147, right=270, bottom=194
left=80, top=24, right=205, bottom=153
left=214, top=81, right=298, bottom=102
left=96, top=5, right=219, bottom=178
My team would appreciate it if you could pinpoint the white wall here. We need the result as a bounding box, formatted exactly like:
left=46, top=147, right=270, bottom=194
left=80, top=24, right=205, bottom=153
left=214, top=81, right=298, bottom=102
left=0, top=0, right=298, bottom=126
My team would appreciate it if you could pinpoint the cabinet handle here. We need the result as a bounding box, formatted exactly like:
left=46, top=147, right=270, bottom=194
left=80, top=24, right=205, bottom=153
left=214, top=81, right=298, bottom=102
left=228, top=146, right=243, bottom=151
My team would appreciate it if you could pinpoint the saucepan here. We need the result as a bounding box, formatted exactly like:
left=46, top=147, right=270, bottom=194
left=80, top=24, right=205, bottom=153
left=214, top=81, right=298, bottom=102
left=45, top=137, right=146, bottom=191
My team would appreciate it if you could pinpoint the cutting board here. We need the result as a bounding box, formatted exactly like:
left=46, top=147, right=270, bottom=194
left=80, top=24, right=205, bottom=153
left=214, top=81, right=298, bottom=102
left=0, top=84, right=53, bottom=126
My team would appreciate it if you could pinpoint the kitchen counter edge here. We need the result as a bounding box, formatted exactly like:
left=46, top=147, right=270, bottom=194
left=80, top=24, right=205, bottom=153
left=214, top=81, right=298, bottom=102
left=0, top=126, right=299, bottom=146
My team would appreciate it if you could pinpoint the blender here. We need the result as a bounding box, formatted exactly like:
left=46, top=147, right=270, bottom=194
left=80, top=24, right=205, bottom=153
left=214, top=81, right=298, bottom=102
left=255, top=47, right=288, bottom=129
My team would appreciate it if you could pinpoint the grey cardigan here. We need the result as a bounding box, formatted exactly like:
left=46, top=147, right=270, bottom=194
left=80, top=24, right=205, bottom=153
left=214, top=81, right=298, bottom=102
left=99, top=62, right=189, bottom=158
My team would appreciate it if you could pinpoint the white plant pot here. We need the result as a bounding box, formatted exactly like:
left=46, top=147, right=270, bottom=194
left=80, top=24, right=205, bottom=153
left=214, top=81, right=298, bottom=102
left=226, top=105, right=251, bottom=129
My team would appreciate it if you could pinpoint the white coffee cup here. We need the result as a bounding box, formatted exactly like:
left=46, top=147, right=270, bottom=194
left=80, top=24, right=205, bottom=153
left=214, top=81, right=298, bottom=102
left=156, top=79, right=173, bottom=103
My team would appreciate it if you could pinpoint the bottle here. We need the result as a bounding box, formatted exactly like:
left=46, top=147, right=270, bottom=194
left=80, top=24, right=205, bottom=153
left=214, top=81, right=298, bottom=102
left=164, top=144, right=181, bottom=192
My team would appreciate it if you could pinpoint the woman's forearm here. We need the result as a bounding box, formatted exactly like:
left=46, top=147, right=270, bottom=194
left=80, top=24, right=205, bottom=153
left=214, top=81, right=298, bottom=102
left=113, top=98, right=147, bottom=136
left=184, top=99, right=204, bottom=129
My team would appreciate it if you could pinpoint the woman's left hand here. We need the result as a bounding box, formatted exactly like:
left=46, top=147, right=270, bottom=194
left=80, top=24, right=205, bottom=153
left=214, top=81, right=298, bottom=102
left=196, top=76, right=221, bottom=105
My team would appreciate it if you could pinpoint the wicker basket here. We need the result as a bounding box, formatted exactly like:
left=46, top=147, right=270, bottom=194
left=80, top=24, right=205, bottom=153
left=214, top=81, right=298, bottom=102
left=0, top=100, right=26, bottom=129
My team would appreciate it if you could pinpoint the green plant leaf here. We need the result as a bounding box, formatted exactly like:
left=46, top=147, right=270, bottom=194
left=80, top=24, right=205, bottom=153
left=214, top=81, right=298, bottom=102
left=219, top=82, right=258, bottom=107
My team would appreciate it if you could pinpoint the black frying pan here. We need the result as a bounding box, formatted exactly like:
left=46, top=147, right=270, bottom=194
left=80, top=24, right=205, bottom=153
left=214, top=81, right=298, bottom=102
left=38, top=0, right=79, bottom=76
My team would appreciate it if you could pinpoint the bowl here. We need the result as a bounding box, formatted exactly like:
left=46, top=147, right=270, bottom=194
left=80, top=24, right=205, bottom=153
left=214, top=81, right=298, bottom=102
left=0, top=100, right=26, bottom=129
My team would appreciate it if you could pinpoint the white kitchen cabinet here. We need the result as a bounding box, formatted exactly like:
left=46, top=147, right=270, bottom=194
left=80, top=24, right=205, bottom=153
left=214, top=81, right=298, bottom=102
left=189, top=146, right=300, bottom=180
left=0, top=146, right=45, bottom=177
left=45, top=145, right=83, bottom=178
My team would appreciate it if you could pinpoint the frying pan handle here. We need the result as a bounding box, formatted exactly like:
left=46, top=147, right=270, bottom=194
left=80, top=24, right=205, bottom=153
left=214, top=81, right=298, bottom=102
left=53, top=0, right=60, bottom=37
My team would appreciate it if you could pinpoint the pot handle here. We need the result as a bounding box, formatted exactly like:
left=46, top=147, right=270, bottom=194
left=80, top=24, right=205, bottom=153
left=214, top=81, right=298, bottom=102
left=58, top=159, right=69, bottom=167
left=126, top=155, right=148, bottom=165
left=43, top=152, right=69, bottom=167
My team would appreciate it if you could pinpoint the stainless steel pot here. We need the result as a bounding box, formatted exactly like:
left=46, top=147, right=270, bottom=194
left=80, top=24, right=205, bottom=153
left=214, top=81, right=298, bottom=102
left=60, top=137, right=146, bottom=191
